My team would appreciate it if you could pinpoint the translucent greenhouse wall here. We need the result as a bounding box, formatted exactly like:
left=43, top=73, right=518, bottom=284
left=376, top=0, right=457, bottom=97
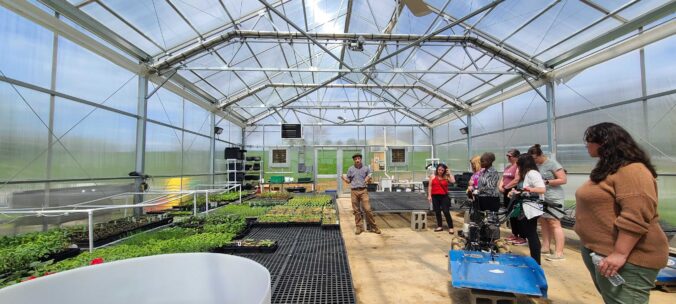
left=434, top=36, right=676, bottom=234
left=0, top=7, right=241, bottom=234
left=244, top=125, right=433, bottom=192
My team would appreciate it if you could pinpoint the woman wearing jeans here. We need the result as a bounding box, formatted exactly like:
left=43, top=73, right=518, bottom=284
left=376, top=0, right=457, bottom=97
left=575, top=122, right=668, bottom=303
left=428, top=164, right=456, bottom=233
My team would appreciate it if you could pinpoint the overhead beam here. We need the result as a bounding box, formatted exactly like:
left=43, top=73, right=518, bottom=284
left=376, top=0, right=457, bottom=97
left=424, top=1, right=538, bottom=65
left=244, top=79, right=436, bottom=127
left=545, top=0, right=676, bottom=67
left=430, top=18, right=676, bottom=127
left=219, top=83, right=467, bottom=110
left=360, top=0, right=404, bottom=84
left=338, top=0, right=354, bottom=70
left=37, top=0, right=151, bottom=61
left=149, top=31, right=546, bottom=76
left=579, top=0, right=629, bottom=23
left=180, top=66, right=518, bottom=75
left=233, top=105, right=452, bottom=110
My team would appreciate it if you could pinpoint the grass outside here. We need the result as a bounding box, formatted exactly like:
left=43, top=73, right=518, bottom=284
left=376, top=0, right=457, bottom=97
left=564, top=199, right=676, bottom=229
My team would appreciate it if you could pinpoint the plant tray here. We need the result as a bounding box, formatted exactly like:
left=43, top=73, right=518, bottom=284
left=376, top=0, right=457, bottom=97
left=211, top=242, right=278, bottom=254
left=72, top=217, right=173, bottom=248
left=44, top=247, right=81, bottom=263
left=321, top=224, right=340, bottom=230
left=253, top=221, right=321, bottom=227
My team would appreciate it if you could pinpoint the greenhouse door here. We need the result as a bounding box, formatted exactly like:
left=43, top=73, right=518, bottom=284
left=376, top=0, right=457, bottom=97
left=314, top=147, right=364, bottom=194
left=315, top=148, right=338, bottom=193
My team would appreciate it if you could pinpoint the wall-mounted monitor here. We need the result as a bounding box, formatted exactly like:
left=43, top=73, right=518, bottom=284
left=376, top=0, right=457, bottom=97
left=281, top=124, right=302, bottom=138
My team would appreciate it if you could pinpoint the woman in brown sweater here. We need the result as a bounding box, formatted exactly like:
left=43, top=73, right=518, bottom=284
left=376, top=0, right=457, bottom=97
left=575, top=122, right=669, bottom=304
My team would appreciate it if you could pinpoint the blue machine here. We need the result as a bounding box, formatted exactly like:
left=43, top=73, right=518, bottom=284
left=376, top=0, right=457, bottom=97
left=449, top=250, right=548, bottom=297
left=656, top=256, right=676, bottom=285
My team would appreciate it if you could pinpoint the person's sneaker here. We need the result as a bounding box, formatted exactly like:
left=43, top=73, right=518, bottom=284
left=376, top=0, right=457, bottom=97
left=369, top=227, right=382, bottom=234
left=506, top=235, right=517, bottom=241
left=546, top=254, right=566, bottom=261
left=511, top=238, right=528, bottom=246
left=355, top=228, right=364, bottom=235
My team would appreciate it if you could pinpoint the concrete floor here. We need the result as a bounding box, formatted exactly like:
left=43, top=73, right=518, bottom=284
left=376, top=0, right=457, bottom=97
left=336, top=197, right=673, bottom=304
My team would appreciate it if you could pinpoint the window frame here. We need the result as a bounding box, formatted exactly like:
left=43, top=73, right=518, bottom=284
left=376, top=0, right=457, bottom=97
left=269, top=148, right=289, bottom=167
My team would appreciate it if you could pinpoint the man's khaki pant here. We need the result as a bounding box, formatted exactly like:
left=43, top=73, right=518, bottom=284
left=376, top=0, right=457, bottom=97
left=351, top=188, right=377, bottom=229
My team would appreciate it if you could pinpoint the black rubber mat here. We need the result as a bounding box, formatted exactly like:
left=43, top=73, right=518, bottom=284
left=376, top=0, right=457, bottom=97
left=233, top=226, right=355, bottom=304
left=368, top=192, right=430, bottom=212
left=273, top=274, right=355, bottom=304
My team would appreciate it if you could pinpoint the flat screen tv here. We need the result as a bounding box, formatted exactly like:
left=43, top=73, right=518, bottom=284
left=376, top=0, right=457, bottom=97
left=281, top=124, right=302, bottom=138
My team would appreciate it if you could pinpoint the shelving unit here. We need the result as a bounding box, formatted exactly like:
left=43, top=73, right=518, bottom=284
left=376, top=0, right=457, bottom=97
left=244, top=156, right=263, bottom=191
left=225, top=159, right=244, bottom=185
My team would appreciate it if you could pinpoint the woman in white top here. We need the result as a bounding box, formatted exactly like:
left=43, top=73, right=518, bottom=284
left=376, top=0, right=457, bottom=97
left=510, top=154, right=546, bottom=264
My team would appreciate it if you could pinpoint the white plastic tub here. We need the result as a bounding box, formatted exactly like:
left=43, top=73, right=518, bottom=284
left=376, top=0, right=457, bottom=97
left=0, top=253, right=271, bottom=304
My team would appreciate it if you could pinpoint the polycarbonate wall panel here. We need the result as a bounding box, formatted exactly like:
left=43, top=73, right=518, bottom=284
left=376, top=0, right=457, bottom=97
left=502, top=123, right=548, bottom=161
left=503, top=90, right=547, bottom=129
left=0, top=82, right=51, bottom=181
left=183, top=102, right=211, bottom=135
left=644, top=36, right=675, bottom=95
left=414, top=127, right=431, bottom=145
left=145, top=122, right=183, bottom=176
left=471, top=132, right=505, bottom=171
left=645, top=94, right=676, bottom=173
left=447, top=140, right=469, bottom=173
left=229, top=124, right=242, bottom=145
left=182, top=133, right=210, bottom=175
left=51, top=97, right=136, bottom=179
left=433, top=124, right=448, bottom=144
left=56, top=38, right=138, bottom=114
left=472, top=102, right=503, bottom=135
left=0, top=7, right=53, bottom=88
left=556, top=51, right=642, bottom=116
left=147, top=86, right=183, bottom=127
left=449, top=117, right=468, bottom=142
left=556, top=102, right=645, bottom=173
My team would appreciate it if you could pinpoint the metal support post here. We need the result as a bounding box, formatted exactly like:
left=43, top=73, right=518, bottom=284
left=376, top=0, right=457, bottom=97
left=545, top=81, right=556, bottom=156
left=429, top=127, right=435, bottom=159
left=205, top=191, right=209, bottom=213
left=210, top=113, right=216, bottom=185
left=193, top=192, right=198, bottom=216
left=134, top=75, right=148, bottom=216
left=467, top=114, right=473, bottom=169
left=88, top=210, right=94, bottom=252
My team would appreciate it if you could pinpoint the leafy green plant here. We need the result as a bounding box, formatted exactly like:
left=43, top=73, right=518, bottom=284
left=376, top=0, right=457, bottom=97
left=211, top=204, right=270, bottom=217
left=287, top=195, right=332, bottom=207
left=257, top=192, right=292, bottom=200
left=248, top=199, right=287, bottom=207
left=42, top=232, right=235, bottom=275
left=0, top=229, right=72, bottom=275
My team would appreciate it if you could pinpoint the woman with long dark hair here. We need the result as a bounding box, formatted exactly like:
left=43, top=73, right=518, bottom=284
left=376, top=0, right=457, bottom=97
left=427, top=164, right=456, bottom=233
left=575, top=122, right=668, bottom=303
left=528, top=144, right=567, bottom=261
left=509, top=154, right=546, bottom=264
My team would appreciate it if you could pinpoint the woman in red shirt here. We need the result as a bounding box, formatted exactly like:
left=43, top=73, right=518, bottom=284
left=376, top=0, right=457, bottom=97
left=428, top=164, right=456, bottom=233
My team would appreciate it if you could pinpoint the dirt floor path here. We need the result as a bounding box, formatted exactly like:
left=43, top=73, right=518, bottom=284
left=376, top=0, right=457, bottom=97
left=337, top=197, right=673, bottom=304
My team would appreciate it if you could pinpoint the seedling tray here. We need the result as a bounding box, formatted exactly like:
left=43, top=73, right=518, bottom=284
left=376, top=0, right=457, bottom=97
left=212, top=242, right=278, bottom=254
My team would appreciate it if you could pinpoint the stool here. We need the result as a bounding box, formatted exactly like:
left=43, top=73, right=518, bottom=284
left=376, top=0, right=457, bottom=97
left=410, top=211, right=427, bottom=231
left=468, top=289, right=517, bottom=304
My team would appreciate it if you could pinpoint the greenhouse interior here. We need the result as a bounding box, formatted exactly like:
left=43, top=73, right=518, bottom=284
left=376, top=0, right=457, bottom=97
left=0, top=0, right=675, bottom=303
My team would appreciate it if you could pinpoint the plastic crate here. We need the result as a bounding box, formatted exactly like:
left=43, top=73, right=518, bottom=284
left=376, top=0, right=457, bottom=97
left=270, top=176, right=285, bottom=184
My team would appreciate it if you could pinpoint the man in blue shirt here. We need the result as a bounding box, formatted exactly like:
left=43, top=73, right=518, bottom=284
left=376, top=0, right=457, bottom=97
left=342, top=153, right=381, bottom=235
